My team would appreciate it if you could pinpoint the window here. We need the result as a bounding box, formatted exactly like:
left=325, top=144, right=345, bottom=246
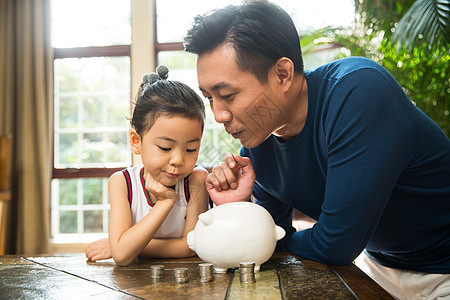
left=51, top=0, right=354, bottom=245
left=51, top=0, right=132, bottom=243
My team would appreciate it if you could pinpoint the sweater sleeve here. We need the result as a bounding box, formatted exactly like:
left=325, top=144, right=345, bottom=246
left=287, top=67, right=416, bottom=265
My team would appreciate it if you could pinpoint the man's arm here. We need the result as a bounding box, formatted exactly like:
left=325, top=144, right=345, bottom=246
left=287, top=68, right=414, bottom=265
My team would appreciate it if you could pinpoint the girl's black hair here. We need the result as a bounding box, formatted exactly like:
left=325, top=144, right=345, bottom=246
left=131, top=76, right=205, bottom=137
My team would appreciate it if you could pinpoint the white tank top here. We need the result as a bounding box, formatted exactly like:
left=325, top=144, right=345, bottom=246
left=122, top=165, right=189, bottom=238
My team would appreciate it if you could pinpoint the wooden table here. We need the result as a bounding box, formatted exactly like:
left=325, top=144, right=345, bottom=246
left=0, top=252, right=393, bottom=299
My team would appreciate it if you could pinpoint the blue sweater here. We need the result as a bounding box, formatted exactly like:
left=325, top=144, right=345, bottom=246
left=241, top=57, right=450, bottom=273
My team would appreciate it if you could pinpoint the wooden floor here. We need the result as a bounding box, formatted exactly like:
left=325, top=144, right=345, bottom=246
left=0, top=252, right=393, bottom=299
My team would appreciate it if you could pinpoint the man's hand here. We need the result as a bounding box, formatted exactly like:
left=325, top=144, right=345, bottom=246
left=86, top=238, right=112, bottom=262
left=206, top=153, right=255, bottom=205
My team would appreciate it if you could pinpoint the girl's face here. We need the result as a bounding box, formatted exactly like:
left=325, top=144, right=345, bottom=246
left=130, top=115, right=203, bottom=187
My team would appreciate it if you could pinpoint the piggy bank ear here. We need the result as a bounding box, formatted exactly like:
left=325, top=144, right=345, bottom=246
left=275, top=226, right=286, bottom=241
left=198, top=212, right=214, bottom=226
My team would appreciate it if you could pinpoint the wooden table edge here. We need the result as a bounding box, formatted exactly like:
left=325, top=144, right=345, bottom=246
left=331, top=263, right=394, bottom=299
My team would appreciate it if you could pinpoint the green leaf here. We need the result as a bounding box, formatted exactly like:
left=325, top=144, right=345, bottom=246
left=393, top=0, right=449, bottom=56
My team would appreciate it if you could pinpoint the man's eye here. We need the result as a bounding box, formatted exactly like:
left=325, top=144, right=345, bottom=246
left=220, top=94, right=235, bottom=101
left=158, top=146, right=171, bottom=152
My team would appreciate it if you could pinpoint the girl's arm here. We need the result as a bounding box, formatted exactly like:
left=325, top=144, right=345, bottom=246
left=108, top=171, right=177, bottom=266
left=139, top=166, right=209, bottom=258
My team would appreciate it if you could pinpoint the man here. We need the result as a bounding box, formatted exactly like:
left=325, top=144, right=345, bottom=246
left=184, top=1, right=450, bottom=299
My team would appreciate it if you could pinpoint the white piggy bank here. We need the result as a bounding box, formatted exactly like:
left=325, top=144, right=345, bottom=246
left=187, top=202, right=285, bottom=273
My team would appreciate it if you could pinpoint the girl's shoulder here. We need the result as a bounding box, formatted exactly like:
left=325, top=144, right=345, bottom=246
left=108, top=171, right=128, bottom=193
left=108, top=169, right=130, bottom=203
left=109, top=165, right=143, bottom=185
left=109, top=170, right=125, bottom=182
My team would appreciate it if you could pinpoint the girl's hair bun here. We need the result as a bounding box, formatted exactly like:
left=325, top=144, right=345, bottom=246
left=142, top=65, right=169, bottom=85
left=156, top=65, right=169, bottom=80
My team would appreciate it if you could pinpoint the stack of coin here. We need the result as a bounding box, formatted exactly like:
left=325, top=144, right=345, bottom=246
left=198, top=263, right=214, bottom=282
left=239, top=261, right=256, bottom=284
left=150, top=265, right=165, bottom=279
left=173, top=267, right=189, bottom=284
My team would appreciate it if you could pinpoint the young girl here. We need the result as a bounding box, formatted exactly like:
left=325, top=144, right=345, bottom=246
left=86, top=65, right=209, bottom=266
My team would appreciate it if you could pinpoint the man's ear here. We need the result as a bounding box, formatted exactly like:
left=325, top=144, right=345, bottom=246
left=130, top=129, right=142, bottom=155
left=273, top=57, right=294, bottom=90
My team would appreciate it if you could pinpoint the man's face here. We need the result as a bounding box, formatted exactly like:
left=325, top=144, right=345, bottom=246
left=197, top=44, right=284, bottom=149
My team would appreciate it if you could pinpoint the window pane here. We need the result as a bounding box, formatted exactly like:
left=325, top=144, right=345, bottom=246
left=58, top=133, right=78, bottom=165
left=156, top=0, right=241, bottom=43
left=54, top=56, right=131, bottom=168
left=55, top=57, right=130, bottom=93
left=60, top=211, right=77, bottom=233
left=107, top=132, right=130, bottom=164
left=84, top=211, right=103, bottom=233
left=107, top=97, right=130, bottom=126
left=59, top=179, right=77, bottom=205
left=82, top=132, right=103, bottom=164
left=51, top=0, right=131, bottom=47
left=83, top=179, right=102, bottom=205
left=51, top=178, right=109, bottom=242
left=82, top=96, right=104, bottom=128
left=59, top=96, right=78, bottom=128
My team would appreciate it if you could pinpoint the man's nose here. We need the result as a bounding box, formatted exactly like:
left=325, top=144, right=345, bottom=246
left=212, top=101, right=232, bottom=124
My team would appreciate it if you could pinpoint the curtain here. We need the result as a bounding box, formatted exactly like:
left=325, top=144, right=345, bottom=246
left=0, top=0, right=52, bottom=254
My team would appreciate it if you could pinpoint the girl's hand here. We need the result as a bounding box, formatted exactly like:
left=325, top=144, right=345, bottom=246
left=86, top=238, right=112, bottom=262
left=144, top=172, right=177, bottom=204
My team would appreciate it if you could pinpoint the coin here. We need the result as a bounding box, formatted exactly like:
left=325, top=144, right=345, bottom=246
left=239, top=261, right=256, bottom=284
left=173, top=267, right=189, bottom=283
left=198, top=263, right=214, bottom=282
left=150, top=265, right=165, bottom=279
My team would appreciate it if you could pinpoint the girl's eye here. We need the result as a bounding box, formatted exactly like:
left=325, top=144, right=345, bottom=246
left=158, top=146, right=171, bottom=152
left=186, top=148, right=197, bottom=153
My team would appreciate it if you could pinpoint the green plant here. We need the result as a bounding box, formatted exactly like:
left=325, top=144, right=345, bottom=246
left=301, top=0, right=450, bottom=136
left=392, top=0, right=450, bottom=57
